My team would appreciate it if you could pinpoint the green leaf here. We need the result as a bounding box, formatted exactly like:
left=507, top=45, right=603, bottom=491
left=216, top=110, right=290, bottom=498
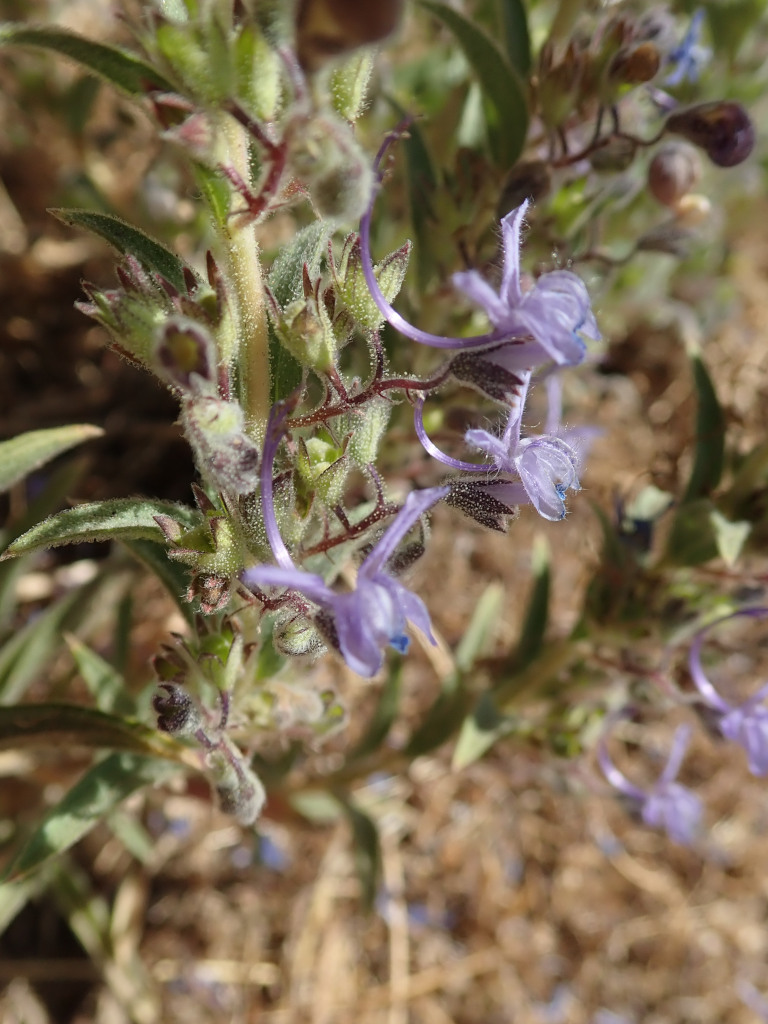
left=452, top=690, right=511, bottom=769
left=419, top=1, right=529, bottom=167
left=337, top=796, right=381, bottom=912
left=267, top=222, right=330, bottom=402
left=121, top=538, right=195, bottom=627
left=193, top=162, right=231, bottom=228
left=0, top=703, right=192, bottom=761
left=683, top=352, right=725, bottom=502
left=50, top=209, right=190, bottom=292
left=0, top=24, right=172, bottom=95
left=0, top=570, right=128, bottom=704
left=0, top=425, right=103, bottom=494
left=497, top=0, right=531, bottom=77
left=404, top=684, right=472, bottom=758
left=455, top=581, right=504, bottom=673
left=514, top=535, right=550, bottom=671
left=386, top=97, right=437, bottom=290
left=3, top=752, right=181, bottom=883
left=64, top=634, right=131, bottom=714
left=666, top=498, right=719, bottom=566
left=348, top=662, right=402, bottom=760
left=3, top=498, right=201, bottom=559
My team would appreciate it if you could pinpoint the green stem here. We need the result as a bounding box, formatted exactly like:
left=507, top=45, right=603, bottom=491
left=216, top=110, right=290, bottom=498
left=215, top=115, right=271, bottom=440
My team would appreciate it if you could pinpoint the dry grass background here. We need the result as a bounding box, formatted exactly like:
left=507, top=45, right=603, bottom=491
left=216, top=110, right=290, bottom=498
left=1, top=3, right=768, bottom=1021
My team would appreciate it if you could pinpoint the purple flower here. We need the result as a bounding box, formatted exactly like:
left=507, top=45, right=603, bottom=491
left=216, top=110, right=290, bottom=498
left=414, top=370, right=582, bottom=522
left=243, top=484, right=448, bottom=678
left=689, top=607, right=768, bottom=776
left=664, top=9, right=711, bottom=86
left=464, top=373, right=581, bottom=521
left=360, top=135, right=599, bottom=362
left=598, top=723, right=703, bottom=846
left=453, top=200, right=600, bottom=367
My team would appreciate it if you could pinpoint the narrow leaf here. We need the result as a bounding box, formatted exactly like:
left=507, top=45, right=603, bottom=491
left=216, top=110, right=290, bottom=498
left=0, top=425, right=103, bottom=494
left=50, top=209, right=190, bottom=292
left=683, top=352, right=725, bottom=502
left=121, top=538, right=195, bottom=626
left=337, top=796, right=382, bottom=912
left=3, top=753, right=181, bottom=883
left=666, top=498, right=718, bottom=566
left=3, top=498, right=201, bottom=559
left=64, top=634, right=131, bottom=714
left=0, top=23, right=172, bottom=94
left=0, top=703, right=192, bottom=761
left=420, top=1, right=529, bottom=167
left=452, top=691, right=511, bottom=769
left=497, top=0, right=531, bottom=77
left=514, top=535, right=550, bottom=671
left=404, top=685, right=472, bottom=758
left=386, top=97, right=437, bottom=289
left=455, top=581, right=504, bottom=673
left=349, top=662, right=402, bottom=760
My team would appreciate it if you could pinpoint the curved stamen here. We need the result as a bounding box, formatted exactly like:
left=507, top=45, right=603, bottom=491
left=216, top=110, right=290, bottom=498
left=413, top=397, right=488, bottom=473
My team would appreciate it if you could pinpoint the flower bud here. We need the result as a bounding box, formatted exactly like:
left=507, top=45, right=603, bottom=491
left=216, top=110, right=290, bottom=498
left=589, top=137, right=637, bottom=173
left=155, top=316, right=217, bottom=393
left=497, top=161, right=551, bottom=220
left=608, top=42, right=660, bottom=85
left=674, top=193, right=711, bottom=226
left=273, top=615, right=325, bottom=657
left=182, top=396, right=261, bottom=495
left=647, top=142, right=701, bottom=207
left=286, top=112, right=375, bottom=224
left=347, top=397, right=391, bottom=466
left=332, top=234, right=410, bottom=332
left=295, top=0, right=403, bottom=72
left=636, top=223, right=694, bottom=257
left=296, top=436, right=349, bottom=507
left=153, top=683, right=202, bottom=736
left=207, top=747, right=266, bottom=825
left=665, top=101, right=755, bottom=167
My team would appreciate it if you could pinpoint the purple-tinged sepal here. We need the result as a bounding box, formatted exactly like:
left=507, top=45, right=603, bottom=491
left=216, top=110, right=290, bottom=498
left=445, top=479, right=522, bottom=533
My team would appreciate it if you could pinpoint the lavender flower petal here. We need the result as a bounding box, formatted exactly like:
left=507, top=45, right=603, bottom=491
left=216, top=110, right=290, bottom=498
left=641, top=780, right=703, bottom=846
left=515, top=435, right=580, bottom=521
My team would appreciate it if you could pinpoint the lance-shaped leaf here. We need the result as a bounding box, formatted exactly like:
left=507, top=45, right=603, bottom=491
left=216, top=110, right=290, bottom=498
left=64, top=634, right=132, bottom=714
left=51, top=209, right=191, bottom=292
left=497, top=0, right=531, bottom=77
left=337, top=794, right=382, bottom=912
left=513, top=534, right=550, bottom=671
left=0, top=703, right=196, bottom=761
left=348, top=662, right=402, bottom=761
left=2, top=498, right=201, bottom=559
left=0, top=425, right=103, bottom=494
left=452, top=690, right=513, bottom=770
left=0, top=23, right=173, bottom=94
left=683, top=351, right=725, bottom=502
left=0, top=568, right=131, bottom=704
left=420, top=1, right=529, bottom=167
left=121, top=538, right=195, bottom=626
left=2, top=752, right=183, bottom=883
